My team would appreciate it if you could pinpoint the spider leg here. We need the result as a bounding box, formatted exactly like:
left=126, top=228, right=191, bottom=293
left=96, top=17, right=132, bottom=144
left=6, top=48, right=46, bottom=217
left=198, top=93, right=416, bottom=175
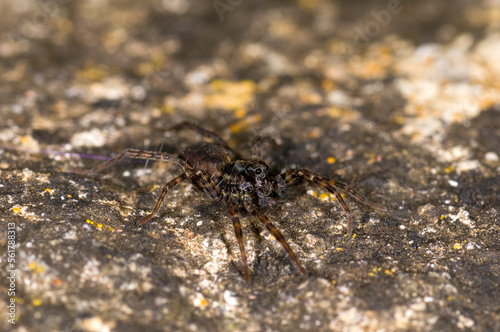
left=282, top=168, right=386, bottom=236
left=139, top=174, right=188, bottom=224
left=228, top=205, right=249, bottom=281
left=187, top=169, right=219, bottom=199
left=167, top=121, right=229, bottom=149
left=250, top=135, right=279, bottom=159
left=255, top=212, right=306, bottom=275
left=70, top=148, right=193, bottom=224
left=333, top=190, right=353, bottom=236
left=70, top=149, right=184, bottom=175
left=326, top=179, right=387, bottom=212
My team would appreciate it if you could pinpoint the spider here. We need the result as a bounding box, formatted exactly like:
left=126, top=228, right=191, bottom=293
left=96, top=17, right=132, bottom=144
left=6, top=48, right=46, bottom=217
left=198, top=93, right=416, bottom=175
left=73, top=122, right=386, bottom=280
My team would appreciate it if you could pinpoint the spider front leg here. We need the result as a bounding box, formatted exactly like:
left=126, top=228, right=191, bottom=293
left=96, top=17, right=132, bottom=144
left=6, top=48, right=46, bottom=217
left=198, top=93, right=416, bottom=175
left=139, top=174, right=187, bottom=224
left=254, top=212, right=306, bottom=275
left=228, top=205, right=249, bottom=281
left=282, top=169, right=386, bottom=236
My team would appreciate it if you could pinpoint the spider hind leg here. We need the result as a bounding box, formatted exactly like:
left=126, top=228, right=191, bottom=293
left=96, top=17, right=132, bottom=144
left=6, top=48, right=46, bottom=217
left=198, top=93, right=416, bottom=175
left=70, top=149, right=183, bottom=175
left=167, top=121, right=229, bottom=149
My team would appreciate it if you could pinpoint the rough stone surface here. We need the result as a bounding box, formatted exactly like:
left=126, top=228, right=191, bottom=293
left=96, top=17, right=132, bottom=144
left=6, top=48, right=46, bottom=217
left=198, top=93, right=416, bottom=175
left=1, top=1, right=499, bottom=331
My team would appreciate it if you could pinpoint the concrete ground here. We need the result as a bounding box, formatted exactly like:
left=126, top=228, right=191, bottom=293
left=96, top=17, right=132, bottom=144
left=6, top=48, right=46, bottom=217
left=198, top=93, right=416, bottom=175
left=0, top=1, right=499, bottom=331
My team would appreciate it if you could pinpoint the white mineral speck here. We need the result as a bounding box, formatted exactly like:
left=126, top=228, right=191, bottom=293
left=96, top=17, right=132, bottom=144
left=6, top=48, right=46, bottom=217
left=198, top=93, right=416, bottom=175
left=70, top=129, right=106, bottom=148
left=456, top=160, right=480, bottom=173
left=63, top=230, right=77, bottom=240
left=223, top=290, right=239, bottom=307
left=485, top=151, right=499, bottom=162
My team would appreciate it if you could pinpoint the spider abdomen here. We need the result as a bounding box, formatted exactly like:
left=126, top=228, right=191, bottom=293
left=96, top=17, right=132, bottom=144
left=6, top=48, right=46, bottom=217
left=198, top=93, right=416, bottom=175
left=179, top=142, right=235, bottom=178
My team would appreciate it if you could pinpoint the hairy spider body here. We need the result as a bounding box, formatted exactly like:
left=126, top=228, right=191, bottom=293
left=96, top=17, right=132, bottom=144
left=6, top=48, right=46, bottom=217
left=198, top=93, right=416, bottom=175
left=74, top=122, right=386, bottom=281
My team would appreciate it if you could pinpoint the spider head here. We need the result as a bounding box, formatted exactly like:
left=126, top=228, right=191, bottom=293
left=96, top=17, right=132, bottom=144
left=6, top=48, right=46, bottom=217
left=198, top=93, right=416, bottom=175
left=224, top=160, right=278, bottom=207
left=224, top=160, right=269, bottom=183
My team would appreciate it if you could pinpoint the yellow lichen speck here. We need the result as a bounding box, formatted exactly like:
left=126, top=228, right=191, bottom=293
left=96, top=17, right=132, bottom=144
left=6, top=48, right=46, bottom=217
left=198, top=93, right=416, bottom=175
left=205, top=79, right=256, bottom=110
left=444, top=165, right=455, bottom=173
left=229, top=114, right=261, bottom=133
left=29, top=262, right=45, bottom=274
left=86, top=219, right=114, bottom=231
left=32, top=299, right=43, bottom=306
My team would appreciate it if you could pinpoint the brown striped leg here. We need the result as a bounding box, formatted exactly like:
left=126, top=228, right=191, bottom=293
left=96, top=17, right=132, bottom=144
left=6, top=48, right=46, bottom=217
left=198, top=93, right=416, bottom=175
left=282, top=168, right=386, bottom=236
left=326, top=178, right=387, bottom=212
left=332, top=190, right=353, bottom=236
left=71, top=149, right=183, bottom=175
left=228, top=205, right=249, bottom=281
left=70, top=148, right=192, bottom=224
left=255, top=212, right=306, bottom=275
left=167, top=122, right=229, bottom=149
left=190, top=170, right=218, bottom=199
left=139, top=174, right=188, bottom=224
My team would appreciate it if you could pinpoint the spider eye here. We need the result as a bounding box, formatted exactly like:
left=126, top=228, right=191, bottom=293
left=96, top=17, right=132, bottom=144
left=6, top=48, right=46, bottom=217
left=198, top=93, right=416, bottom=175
left=255, top=168, right=262, bottom=175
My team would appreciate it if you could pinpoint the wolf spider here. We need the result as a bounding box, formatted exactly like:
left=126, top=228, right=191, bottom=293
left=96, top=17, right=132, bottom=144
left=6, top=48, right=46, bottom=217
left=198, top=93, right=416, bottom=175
left=74, top=122, right=386, bottom=280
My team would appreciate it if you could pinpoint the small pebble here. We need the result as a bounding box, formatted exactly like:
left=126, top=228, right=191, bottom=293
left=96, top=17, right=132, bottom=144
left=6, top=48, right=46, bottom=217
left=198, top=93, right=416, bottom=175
left=484, top=151, right=498, bottom=162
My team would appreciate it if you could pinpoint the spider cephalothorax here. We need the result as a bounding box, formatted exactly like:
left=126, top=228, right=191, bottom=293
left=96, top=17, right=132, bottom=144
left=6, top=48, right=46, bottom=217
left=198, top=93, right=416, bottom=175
left=74, top=122, right=386, bottom=281
left=221, top=160, right=278, bottom=208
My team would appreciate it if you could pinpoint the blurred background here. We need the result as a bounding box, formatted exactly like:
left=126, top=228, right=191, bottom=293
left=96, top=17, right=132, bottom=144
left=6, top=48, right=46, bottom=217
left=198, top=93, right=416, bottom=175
left=1, top=1, right=499, bottom=331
